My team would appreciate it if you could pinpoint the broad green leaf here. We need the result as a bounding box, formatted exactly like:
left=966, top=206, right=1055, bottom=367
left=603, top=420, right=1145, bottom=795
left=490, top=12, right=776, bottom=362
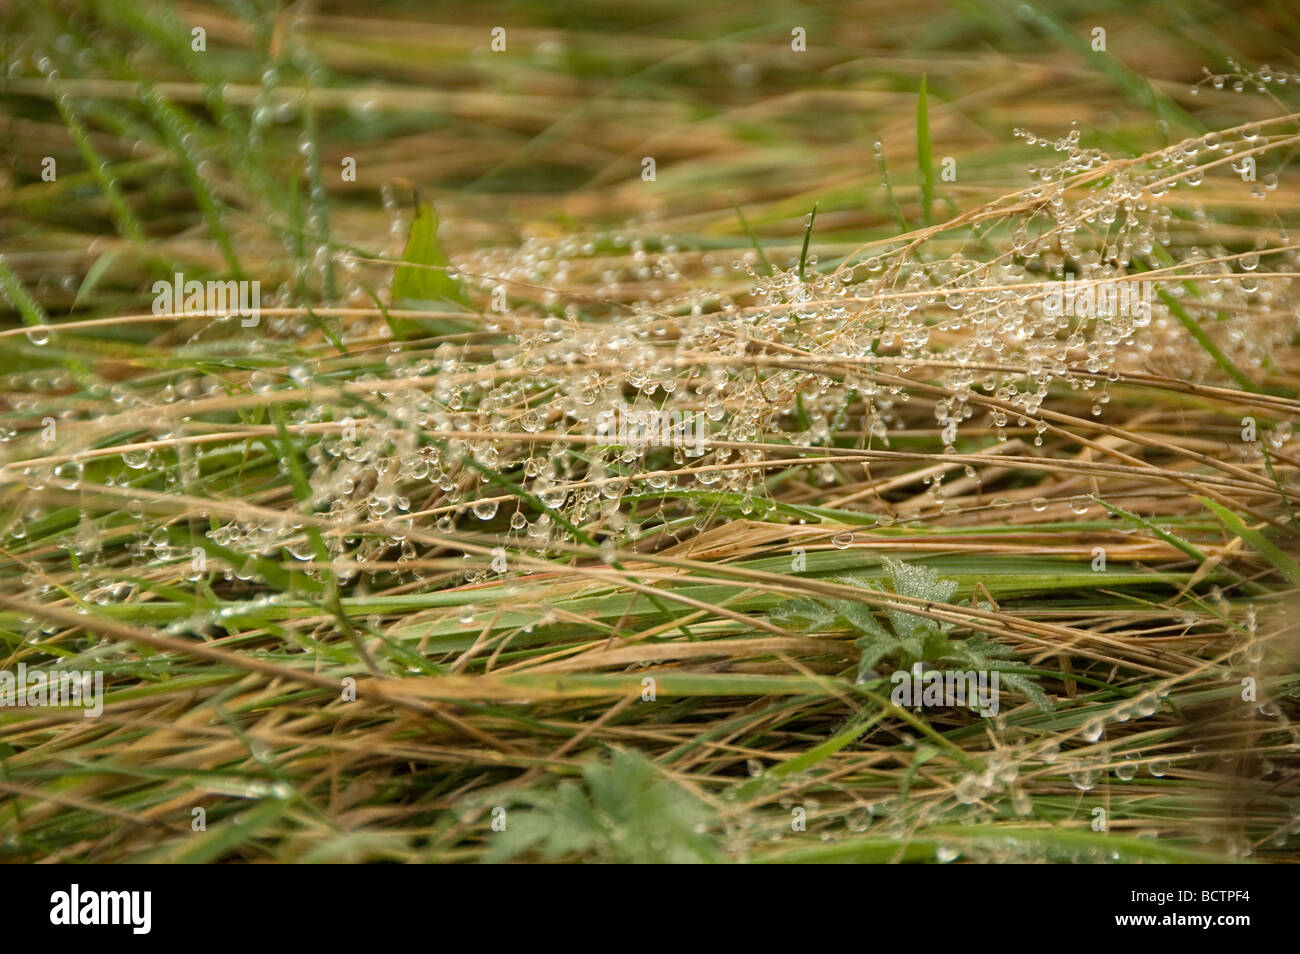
left=487, top=750, right=721, bottom=863
left=390, top=199, right=470, bottom=307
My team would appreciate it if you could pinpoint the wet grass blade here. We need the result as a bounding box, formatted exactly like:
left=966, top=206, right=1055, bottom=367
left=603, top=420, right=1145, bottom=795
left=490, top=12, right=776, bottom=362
left=1199, top=496, right=1300, bottom=585
left=917, top=75, right=934, bottom=227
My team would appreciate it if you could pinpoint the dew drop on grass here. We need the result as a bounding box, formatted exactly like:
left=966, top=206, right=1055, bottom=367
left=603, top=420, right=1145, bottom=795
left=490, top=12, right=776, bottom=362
left=53, top=459, right=82, bottom=489
left=539, top=486, right=568, bottom=509
left=1070, top=762, right=1100, bottom=791
left=1149, top=759, right=1171, bottom=778
left=1080, top=719, right=1104, bottom=742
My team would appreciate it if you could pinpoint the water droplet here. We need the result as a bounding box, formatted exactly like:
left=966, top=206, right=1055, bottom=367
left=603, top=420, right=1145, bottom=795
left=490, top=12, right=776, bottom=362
left=122, top=448, right=151, bottom=469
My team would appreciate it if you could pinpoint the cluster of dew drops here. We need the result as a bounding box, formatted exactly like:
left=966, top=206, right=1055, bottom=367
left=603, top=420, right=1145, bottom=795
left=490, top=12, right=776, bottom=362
left=4, top=99, right=1298, bottom=602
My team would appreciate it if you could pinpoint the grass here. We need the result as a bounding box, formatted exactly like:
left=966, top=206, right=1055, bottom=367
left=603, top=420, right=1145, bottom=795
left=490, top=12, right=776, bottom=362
left=0, top=0, right=1297, bottom=864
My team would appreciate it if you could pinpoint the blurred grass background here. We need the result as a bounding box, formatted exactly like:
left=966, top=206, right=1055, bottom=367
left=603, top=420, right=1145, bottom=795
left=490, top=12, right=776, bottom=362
left=3, top=0, right=1297, bottom=318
